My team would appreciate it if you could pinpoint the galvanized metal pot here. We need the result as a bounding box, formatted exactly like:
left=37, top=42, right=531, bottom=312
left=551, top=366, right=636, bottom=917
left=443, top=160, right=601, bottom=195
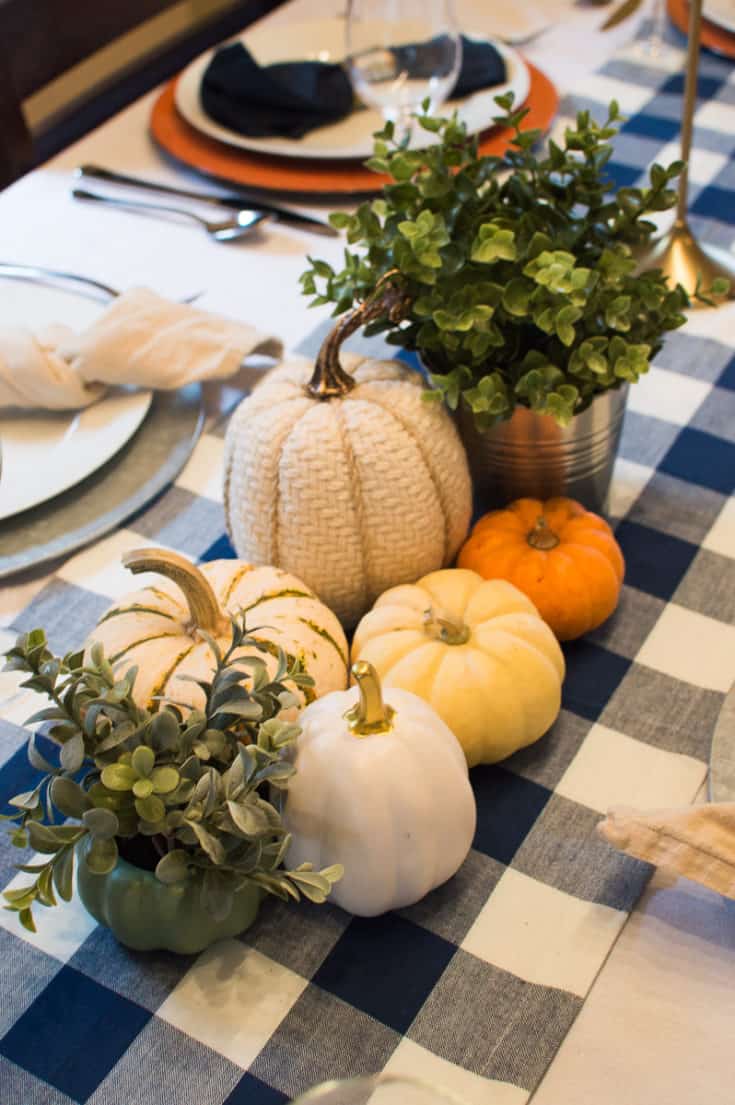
left=455, top=385, right=628, bottom=513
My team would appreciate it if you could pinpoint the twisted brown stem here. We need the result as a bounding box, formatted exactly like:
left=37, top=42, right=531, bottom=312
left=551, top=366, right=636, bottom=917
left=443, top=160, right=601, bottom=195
left=306, top=270, right=411, bottom=399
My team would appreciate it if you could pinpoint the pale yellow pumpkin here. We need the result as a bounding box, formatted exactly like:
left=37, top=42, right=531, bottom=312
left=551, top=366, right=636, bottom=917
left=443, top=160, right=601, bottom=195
left=351, top=568, right=565, bottom=766
left=85, top=548, right=349, bottom=711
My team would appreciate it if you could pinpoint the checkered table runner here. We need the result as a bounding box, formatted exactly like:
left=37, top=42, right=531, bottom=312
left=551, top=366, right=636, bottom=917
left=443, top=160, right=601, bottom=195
left=1, top=19, right=735, bottom=1105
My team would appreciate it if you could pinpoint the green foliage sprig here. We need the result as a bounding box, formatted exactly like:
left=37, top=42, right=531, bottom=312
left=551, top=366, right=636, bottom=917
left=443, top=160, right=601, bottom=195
left=301, top=96, right=727, bottom=427
left=2, top=621, right=342, bottom=932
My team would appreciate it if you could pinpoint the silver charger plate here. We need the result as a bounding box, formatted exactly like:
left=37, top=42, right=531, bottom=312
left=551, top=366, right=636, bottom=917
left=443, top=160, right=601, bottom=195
left=0, top=384, right=204, bottom=579
left=709, top=680, right=735, bottom=802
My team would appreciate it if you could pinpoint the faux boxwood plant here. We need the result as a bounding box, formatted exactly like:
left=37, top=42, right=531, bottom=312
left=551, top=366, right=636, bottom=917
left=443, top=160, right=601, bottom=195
left=302, top=97, right=726, bottom=427
left=1, top=619, right=341, bottom=932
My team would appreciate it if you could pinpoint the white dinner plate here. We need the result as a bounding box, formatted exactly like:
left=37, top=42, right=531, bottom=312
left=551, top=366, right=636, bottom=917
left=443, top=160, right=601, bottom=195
left=174, top=19, right=531, bottom=161
left=0, top=282, right=152, bottom=521
left=703, top=0, right=735, bottom=33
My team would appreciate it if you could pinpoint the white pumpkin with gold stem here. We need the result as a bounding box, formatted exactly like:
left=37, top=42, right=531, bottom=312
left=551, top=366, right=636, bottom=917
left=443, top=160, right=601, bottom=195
left=352, top=568, right=565, bottom=767
left=85, top=547, right=349, bottom=710
left=283, top=662, right=476, bottom=917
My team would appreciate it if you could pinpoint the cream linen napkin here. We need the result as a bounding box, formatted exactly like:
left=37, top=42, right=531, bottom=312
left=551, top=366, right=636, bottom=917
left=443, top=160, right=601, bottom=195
left=598, top=804, right=735, bottom=899
left=0, top=287, right=282, bottom=410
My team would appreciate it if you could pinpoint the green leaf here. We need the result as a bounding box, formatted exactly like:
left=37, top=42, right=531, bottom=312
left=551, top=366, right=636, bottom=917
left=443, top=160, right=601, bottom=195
left=37, top=864, right=57, bottom=908
left=227, top=799, right=269, bottom=838
left=149, top=709, right=180, bottom=747
left=150, top=766, right=179, bottom=794
left=101, top=763, right=136, bottom=791
left=59, top=733, right=85, bottom=773
left=84, top=836, right=118, bottom=875
left=132, top=778, right=154, bottom=799
left=19, top=907, right=37, bottom=933
left=555, top=305, right=582, bottom=347
left=471, top=226, right=517, bottom=264
left=328, top=211, right=352, bottom=229
left=501, top=278, right=533, bottom=316
left=287, top=864, right=344, bottom=903
left=213, top=699, right=262, bottom=720
left=155, top=849, right=191, bottom=885
left=83, top=807, right=119, bottom=839
left=88, top=782, right=131, bottom=812
left=53, top=847, right=75, bottom=901
left=27, top=733, right=58, bottom=772
left=9, top=789, right=41, bottom=812
left=5, top=884, right=38, bottom=905
left=365, top=156, right=390, bottom=174
left=27, top=821, right=65, bottom=854
left=390, top=152, right=420, bottom=181
left=187, top=821, right=225, bottom=865
left=131, top=745, right=155, bottom=778
left=605, top=293, right=632, bottom=330
left=50, top=777, right=91, bottom=820
left=135, top=794, right=166, bottom=823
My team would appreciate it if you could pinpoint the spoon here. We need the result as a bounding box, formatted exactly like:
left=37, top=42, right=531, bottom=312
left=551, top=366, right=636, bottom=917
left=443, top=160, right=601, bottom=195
left=71, top=188, right=268, bottom=242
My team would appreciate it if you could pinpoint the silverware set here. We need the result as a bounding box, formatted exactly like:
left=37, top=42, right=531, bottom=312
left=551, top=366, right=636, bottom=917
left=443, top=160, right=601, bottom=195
left=71, top=164, right=337, bottom=240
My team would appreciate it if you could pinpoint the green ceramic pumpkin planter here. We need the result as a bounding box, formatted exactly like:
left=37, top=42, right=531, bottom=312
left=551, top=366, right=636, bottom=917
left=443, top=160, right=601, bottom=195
left=1, top=551, right=343, bottom=947
left=77, top=847, right=262, bottom=955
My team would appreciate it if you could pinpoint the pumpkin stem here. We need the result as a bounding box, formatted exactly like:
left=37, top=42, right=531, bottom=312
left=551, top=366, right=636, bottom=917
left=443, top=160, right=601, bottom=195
left=345, top=661, right=395, bottom=736
left=306, top=270, right=411, bottom=400
left=527, top=516, right=561, bottom=551
left=122, top=547, right=226, bottom=635
left=423, top=607, right=471, bottom=646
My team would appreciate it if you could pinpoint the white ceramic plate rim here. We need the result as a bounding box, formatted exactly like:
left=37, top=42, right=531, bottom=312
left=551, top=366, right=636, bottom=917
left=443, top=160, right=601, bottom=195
left=703, top=0, right=735, bottom=33
left=0, top=388, right=152, bottom=521
left=174, top=19, right=531, bottom=161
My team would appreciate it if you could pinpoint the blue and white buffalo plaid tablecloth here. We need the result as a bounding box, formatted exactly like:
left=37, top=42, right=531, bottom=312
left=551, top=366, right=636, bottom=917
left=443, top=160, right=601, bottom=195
left=1, top=20, right=734, bottom=1105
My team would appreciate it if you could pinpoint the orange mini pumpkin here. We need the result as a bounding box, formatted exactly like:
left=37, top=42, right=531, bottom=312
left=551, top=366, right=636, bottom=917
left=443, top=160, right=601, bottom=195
left=457, top=497, right=624, bottom=641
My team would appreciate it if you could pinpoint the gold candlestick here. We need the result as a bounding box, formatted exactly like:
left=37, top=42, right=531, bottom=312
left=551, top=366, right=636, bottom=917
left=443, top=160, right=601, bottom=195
left=636, top=0, right=735, bottom=304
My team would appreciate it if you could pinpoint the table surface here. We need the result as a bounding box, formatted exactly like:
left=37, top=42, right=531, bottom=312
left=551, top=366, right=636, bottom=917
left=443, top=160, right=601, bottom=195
left=1, top=1, right=735, bottom=1102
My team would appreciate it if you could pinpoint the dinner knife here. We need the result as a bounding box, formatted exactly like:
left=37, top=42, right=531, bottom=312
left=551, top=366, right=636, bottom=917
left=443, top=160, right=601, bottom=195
left=75, top=165, right=338, bottom=237
left=600, top=0, right=643, bottom=31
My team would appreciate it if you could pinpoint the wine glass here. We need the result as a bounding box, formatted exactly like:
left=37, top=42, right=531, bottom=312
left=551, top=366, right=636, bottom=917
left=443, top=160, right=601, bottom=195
left=639, top=0, right=670, bottom=58
left=290, top=1073, right=471, bottom=1105
left=346, top=0, right=462, bottom=143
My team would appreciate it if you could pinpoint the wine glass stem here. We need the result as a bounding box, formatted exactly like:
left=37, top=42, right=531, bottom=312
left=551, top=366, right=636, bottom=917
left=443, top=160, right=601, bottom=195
left=389, top=106, right=414, bottom=144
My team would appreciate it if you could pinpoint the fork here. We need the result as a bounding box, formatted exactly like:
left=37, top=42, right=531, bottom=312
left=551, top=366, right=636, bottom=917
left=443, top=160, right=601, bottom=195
left=0, top=262, right=120, bottom=299
left=0, top=262, right=202, bottom=303
left=71, top=188, right=269, bottom=242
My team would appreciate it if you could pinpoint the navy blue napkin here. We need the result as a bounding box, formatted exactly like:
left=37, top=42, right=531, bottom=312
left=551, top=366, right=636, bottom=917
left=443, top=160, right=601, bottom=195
left=200, top=36, right=507, bottom=141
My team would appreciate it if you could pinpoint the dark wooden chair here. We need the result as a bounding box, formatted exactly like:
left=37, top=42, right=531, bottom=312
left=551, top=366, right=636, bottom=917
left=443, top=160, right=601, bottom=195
left=0, top=0, right=285, bottom=188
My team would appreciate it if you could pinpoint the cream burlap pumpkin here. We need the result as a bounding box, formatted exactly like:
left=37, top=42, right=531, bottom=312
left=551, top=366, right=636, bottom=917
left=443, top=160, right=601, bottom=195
left=223, top=281, right=472, bottom=626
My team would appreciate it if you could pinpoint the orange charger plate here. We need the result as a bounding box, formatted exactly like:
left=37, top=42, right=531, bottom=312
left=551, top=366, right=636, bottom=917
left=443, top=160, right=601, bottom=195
left=667, top=0, right=735, bottom=57
left=150, top=63, right=559, bottom=196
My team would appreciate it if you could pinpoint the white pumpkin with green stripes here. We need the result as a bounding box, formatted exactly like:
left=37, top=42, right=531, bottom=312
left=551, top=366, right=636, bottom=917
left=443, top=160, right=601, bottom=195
left=85, top=547, right=349, bottom=711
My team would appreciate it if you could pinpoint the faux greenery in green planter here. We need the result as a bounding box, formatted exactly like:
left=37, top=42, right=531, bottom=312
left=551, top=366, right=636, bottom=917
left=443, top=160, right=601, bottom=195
left=1, top=620, right=341, bottom=952
left=301, top=96, right=726, bottom=428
